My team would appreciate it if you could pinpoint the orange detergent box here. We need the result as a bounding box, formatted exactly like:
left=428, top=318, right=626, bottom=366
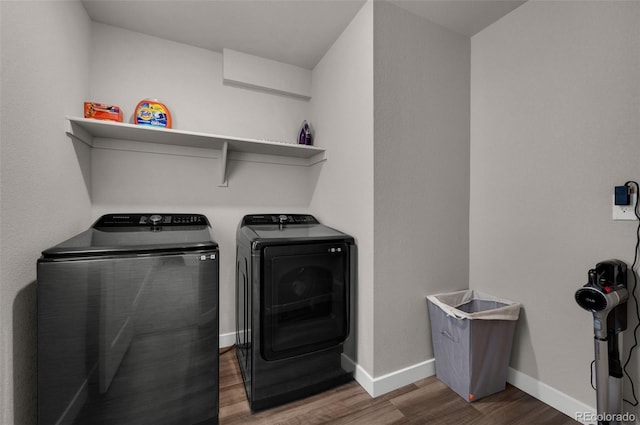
left=84, top=102, right=123, bottom=122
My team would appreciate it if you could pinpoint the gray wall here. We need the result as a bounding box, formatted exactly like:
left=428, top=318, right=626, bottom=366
left=309, top=1, right=471, bottom=380
left=88, top=22, right=316, bottom=336
left=310, top=0, right=375, bottom=373
left=373, top=1, right=470, bottom=377
left=470, top=0, right=640, bottom=410
left=0, top=2, right=92, bottom=424
left=6, top=1, right=640, bottom=422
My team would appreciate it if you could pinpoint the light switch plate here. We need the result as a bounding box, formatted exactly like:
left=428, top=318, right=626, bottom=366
left=613, top=193, right=638, bottom=220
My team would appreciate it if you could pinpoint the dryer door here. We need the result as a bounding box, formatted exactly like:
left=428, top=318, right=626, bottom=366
left=261, top=242, right=349, bottom=361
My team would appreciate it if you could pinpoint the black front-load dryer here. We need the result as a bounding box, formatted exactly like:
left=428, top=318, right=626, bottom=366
left=235, top=214, right=356, bottom=411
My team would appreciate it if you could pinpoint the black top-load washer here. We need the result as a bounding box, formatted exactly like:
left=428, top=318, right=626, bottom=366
left=235, top=214, right=356, bottom=411
left=37, top=213, right=219, bottom=425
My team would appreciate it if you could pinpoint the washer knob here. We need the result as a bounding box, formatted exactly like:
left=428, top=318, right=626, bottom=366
left=278, top=214, right=288, bottom=224
left=149, top=214, right=163, bottom=225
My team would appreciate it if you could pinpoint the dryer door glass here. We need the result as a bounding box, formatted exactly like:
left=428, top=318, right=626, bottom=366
left=261, top=243, right=349, bottom=361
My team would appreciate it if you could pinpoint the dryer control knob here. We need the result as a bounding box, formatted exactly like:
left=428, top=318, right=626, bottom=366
left=149, top=214, right=163, bottom=225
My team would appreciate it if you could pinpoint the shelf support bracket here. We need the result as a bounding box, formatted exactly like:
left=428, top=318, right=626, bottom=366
left=219, top=141, right=229, bottom=187
left=65, top=119, right=94, bottom=147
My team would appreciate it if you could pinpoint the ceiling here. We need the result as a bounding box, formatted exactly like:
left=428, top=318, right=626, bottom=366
left=81, top=0, right=526, bottom=70
left=390, top=1, right=526, bottom=37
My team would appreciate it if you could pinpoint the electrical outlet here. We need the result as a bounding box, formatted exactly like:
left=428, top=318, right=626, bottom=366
left=613, top=193, right=638, bottom=220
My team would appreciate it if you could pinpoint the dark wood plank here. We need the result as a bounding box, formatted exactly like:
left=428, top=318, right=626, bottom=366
left=219, top=349, right=580, bottom=425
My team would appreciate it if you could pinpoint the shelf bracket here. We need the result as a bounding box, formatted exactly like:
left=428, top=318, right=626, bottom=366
left=65, top=119, right=94, bottom=147
left=219, top=141, right=229, bottom=187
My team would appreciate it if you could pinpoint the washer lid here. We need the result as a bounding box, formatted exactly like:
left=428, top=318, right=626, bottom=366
left=40, top=214, right=218, bottom=259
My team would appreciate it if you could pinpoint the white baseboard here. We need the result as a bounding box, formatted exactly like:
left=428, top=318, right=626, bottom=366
left=219, top=331, right=236, bottom=348
left=507, top=368, right=596, bottom=425
left=345, top=355, right=596, bottom=425
left=353, top=358, right=435, bottom=398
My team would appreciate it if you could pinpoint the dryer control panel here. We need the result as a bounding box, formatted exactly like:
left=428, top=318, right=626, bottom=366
left=241, top=214, right=319, bottom=226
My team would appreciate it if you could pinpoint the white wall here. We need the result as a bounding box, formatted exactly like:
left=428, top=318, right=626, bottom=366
left=373, top=1, right=470, bottom=377
left=310, top=0, right=375, bottom=374
left=89, top=22, right=316, bottom=336
left=0, top=2, right=92, bottom=424
left=470, top=0, right=640, bottom=413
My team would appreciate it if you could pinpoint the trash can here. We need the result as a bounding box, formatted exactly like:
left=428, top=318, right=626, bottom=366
left=426, top=290, right=521, bottom=402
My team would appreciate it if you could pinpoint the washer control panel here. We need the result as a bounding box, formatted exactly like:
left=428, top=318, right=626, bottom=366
left=241, top=214, right=319, bottom=226
left=94, top=214, right=209, bottom=228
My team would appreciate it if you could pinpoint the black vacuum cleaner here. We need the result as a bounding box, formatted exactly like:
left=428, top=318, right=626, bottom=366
left=575, top=260, right=629, bottom=425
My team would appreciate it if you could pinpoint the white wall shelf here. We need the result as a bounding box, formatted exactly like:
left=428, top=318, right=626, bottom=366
left=65, top=116, right=326, bottom=186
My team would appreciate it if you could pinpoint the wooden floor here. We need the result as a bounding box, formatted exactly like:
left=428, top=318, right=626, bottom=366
left=219, top=349, right=580, bottom=425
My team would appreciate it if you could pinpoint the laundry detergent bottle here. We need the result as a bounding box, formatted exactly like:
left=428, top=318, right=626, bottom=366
left=134, top=99, right=172, bottom=128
